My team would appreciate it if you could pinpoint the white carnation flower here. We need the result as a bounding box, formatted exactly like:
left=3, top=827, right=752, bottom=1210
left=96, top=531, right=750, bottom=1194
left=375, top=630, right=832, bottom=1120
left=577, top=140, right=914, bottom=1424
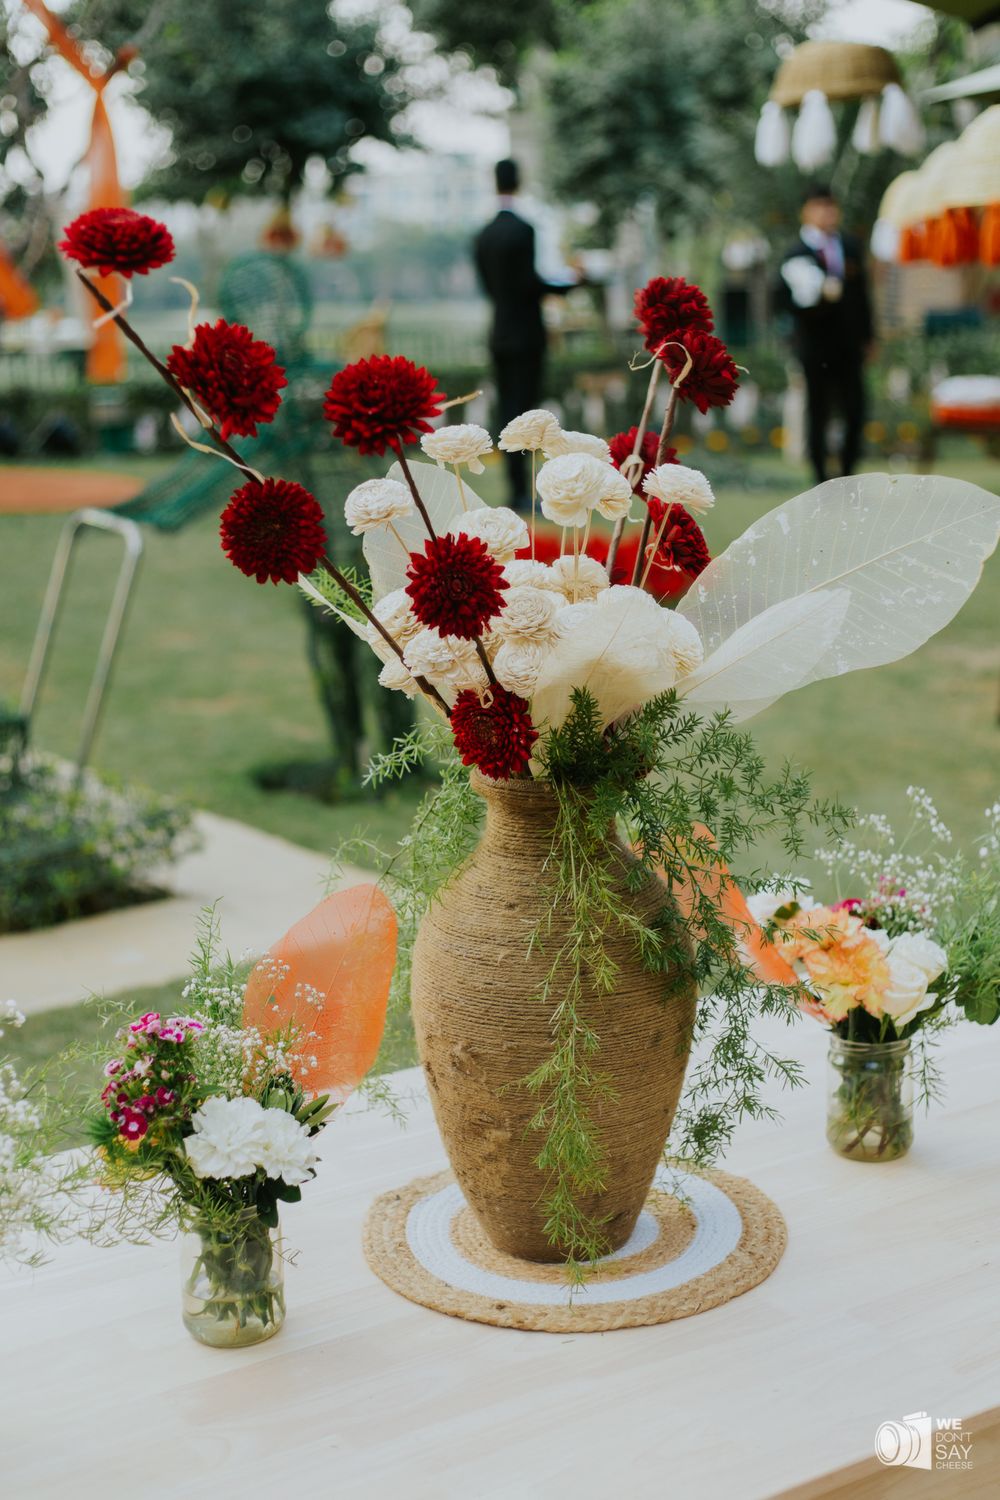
left=184, top=1095, right=267, bottom=1180
left=888, top=931, right=948, bottom=985
left=493, top=639, right=548, bottom=698
left=448, top=505, right=529, bottom=563
left=256, top=1108, right=320, bottom=1186
left=548, top=554, right=610, bottom=602
left=642, top=463, right=715, bottom=518
left=420, top=422, right=493, bottom=474
left=404, top=629, right=487, bottom=693
left=502, top=559, right=562, bottom=591
left=344, top=478, right=413, bottom=535
left=493, top=585, right=561, bottom=644
left=536, top=453, right=609, bottom=528
left=498, top=410, right=560, bottom=452
left=543, top=429, right=613, bottom=464
left=364, top=588, right=421, bottom=663
left=378, top=657, right=421, bottom=698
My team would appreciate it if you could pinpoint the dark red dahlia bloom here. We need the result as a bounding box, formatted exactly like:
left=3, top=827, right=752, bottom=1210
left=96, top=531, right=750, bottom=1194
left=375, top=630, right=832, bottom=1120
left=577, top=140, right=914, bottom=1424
left=609, top=427, right=677, bottom=491
left=663, top=331, right=740, bottom=414
left=220, top=478, right=327, bottom=585
left=59, top=207, right=175, bottom=279
left=167, top=320, right=287, bottom=441
left=451, top=686, right=538, bottom=780
left=406, top=532, right=508, bottom=639
left=323, top=354, right=443, bottom=455
left=634, top=276, right=714, bottom=353
left=645, top=499, right=711, bottom=578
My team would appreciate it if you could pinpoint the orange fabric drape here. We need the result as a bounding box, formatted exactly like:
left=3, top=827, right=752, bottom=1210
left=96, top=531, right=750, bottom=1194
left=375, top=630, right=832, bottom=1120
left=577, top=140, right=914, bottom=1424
left=22, top=0, right=127, bottom=382
left=928, top=207, right=979, bottom=268
left=980, top=203, right=1000, bottom=268
left=0, top=242, right=38, bottom=318
left=898, top=224, right=925, bottom=263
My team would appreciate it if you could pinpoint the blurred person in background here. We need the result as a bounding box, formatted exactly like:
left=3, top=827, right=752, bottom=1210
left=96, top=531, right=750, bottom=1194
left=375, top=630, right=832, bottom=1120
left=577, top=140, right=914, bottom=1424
left=780, top=184, right=873, bottom=486
left=474, top=158, right=580, bottom=510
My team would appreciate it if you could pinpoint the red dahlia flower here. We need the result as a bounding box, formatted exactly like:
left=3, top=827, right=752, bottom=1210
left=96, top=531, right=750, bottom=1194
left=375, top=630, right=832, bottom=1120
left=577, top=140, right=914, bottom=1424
left=663, top=332, right=740, bottom=414
left=323, top=355, right=443, bottom=455
left=59, top=207, right=175, bottom=279
left=406, top=532, right=508, bottom=639
left=634, top=276, right=714, bottom=353
left=451, top=686, right=538, bottom=780
left=609, top=427, right=677, bottom=491
left=167, top=320, right=287, bottom=440
left=645, top=499, right=711, bottom=578
left=220, top=477, right=327, bottom=585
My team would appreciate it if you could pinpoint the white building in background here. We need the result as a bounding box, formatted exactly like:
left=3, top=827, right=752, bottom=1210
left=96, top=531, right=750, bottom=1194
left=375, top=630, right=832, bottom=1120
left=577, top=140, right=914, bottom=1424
left=338, top=151, right=496, bottom=243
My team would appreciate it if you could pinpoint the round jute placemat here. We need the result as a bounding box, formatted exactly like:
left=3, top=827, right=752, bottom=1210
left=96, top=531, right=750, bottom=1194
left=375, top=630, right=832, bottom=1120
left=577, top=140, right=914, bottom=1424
left=363, top=1164, right=786, bottom=1333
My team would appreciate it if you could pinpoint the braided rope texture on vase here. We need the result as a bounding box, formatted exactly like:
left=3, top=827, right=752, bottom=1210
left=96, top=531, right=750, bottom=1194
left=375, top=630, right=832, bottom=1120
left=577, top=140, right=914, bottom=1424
left=410, top=770, right=699, bottom=1262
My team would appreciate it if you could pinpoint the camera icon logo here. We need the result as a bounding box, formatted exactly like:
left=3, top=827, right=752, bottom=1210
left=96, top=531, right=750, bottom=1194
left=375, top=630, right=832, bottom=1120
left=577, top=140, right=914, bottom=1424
left=875, top=1412, right=932, bottom=1469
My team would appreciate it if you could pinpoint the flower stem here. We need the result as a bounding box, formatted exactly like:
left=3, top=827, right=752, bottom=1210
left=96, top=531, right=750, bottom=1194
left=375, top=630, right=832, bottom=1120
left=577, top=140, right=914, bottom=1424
left=531, top=449, right=537, bottom=562
left=605, top=349, right=664, bottom=577
left=395, top=446, right=437, bottom=539
left=630, top=382, right=683, bottom=588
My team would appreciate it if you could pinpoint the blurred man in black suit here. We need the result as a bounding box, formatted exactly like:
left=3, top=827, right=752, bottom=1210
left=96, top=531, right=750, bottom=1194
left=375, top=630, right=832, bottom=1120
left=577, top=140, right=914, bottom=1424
left=780, top=185, right=874, bottom=485
left=474, top=159, right=578, bottom=509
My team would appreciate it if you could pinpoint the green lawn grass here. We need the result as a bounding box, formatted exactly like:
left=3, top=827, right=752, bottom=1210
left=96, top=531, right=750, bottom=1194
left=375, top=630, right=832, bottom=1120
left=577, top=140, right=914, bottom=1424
left=3, top=447, right=999, bottom=1074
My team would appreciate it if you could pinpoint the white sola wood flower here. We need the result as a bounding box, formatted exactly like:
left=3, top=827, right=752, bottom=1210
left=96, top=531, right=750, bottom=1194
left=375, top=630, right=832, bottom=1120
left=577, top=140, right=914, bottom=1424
left=448, top=505, right=529, bottom=562
left=498, top=409, right=560, bottom=452
left=420, top=422, right=493, bottom=474
left=536, top=453, right=611, bottom=528
left=363, top=588, right=421, bottom=663
left=502, top=558, right=562, bottom=591
left=643, top=463, right=715, bottom=517
left=491, top=585, right=560, bottom=644
left=493, top=639, right=547, bottom=698
left=378, top=657, right=421, bottom=697
left=543, top=429, right=613, bottom=463
left=344, top=477, right=413, bottom=534
left=404, top=628, right=487, bottom=694
left=548, top=554, right=609, bottom=602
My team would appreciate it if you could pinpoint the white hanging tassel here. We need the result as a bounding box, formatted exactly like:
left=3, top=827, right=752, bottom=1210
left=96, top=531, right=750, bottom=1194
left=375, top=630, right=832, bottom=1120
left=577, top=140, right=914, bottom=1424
left=879, top=83, right=925, bottom=157
left=852, top=96, right=880, bottom=155
left=754, top=100, right=790, bottom=167
left=870, top=219, right=900, bottom=262
left=791, top=89, right=837, bottom=171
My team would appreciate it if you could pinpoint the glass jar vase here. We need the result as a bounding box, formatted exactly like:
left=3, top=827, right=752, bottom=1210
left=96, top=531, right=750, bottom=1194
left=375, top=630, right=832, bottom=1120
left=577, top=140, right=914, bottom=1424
left=826, top=1037, right=914, bottom=1163
left=180, top=1210, right=285, bottom=1348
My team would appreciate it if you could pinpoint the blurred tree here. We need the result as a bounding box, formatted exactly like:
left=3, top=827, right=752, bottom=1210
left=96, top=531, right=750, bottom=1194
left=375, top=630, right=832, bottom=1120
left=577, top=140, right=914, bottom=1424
left=408, top=0, right=561, bottom=88
left=61, top=0, right=418, bottom=204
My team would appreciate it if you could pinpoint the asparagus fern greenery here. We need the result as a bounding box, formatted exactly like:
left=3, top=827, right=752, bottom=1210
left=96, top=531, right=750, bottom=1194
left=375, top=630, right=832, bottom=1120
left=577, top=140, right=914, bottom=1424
left=346, top=692, right=851, bottom=1268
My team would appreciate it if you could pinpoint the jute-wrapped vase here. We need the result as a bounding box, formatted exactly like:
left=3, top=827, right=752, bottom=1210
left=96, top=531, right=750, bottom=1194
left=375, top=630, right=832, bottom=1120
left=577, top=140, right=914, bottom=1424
left=410, top=770, right=698, bottom=1263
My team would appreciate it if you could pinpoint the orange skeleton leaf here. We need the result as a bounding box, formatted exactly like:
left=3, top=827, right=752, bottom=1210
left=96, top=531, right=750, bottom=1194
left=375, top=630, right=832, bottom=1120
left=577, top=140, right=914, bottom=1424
left=650, top=822, right=800, bottom=987
left=242, top=884, right=396, bottom=1100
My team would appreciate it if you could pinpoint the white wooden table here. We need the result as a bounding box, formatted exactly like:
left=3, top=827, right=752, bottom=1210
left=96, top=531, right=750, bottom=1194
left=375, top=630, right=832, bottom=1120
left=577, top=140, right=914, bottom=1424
left=4, top=1019, right=999, bottom=1499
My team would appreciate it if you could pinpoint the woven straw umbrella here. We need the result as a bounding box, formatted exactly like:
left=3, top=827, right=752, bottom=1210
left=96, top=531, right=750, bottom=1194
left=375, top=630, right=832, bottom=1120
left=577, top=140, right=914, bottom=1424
left=755, top=39, right=924, bottom=171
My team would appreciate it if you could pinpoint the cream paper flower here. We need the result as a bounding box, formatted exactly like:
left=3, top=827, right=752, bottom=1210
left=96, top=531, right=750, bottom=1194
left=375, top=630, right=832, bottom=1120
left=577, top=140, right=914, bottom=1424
left=543, top=429, right=613, bottom=464
left=378, top=657, right=421, bottom=698
left=404, top=628, right=488, bottom=694
left=420, top=422, right=493, bottom=474
left=184, top=1095, right=267, bottom=1180
left=593, top=465, right=634, bottom=521
left=642, top=463, right=715, bottom=518
left=364, top=588, right=421, bottom=664
left=498, top=409, right=561, bottom=453
left=344, top=477, right=414, bottom=535
left=503, top=559, right=563, bottom=591
left=493, top=639, right=547, bottom=698
left=255, top=1107, right=320, bottom=1186
left=448, top=505, right=529, bottom=563
left=536, top=453, right=609, bottom=528
left=888, top=931, right=947, bottom=985
left=531, top=585, right=684, bottom=730
left=492, top=585, right=561, bottom=644
left=663, top=608, right=705, bottom=677
left=548, top=553, right=610, bottom=602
